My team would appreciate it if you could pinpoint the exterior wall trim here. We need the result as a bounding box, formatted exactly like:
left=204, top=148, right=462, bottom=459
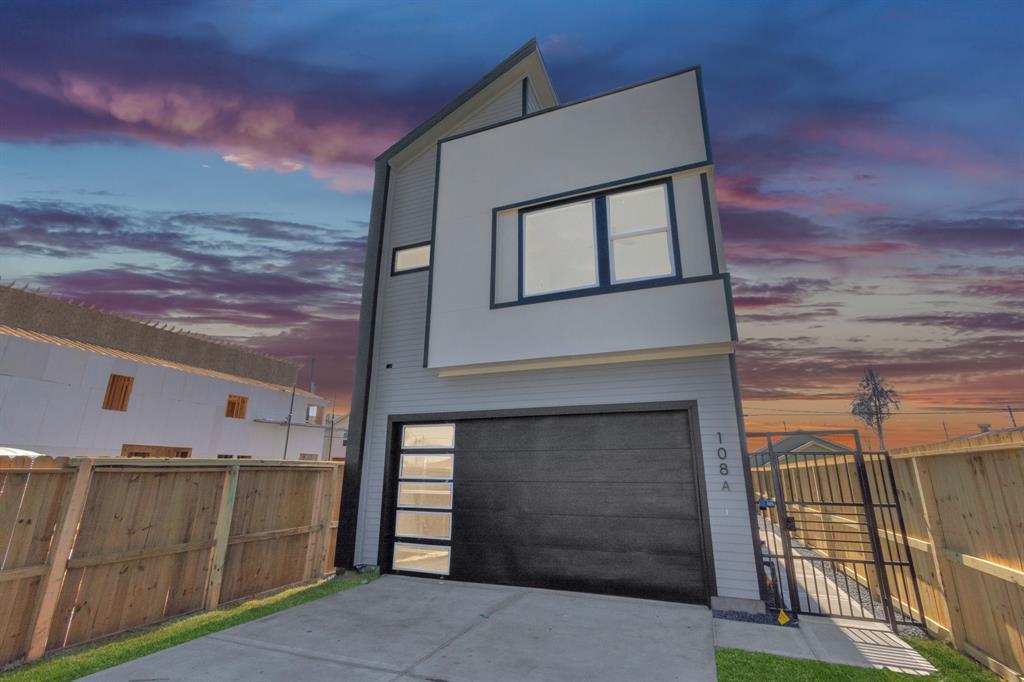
left=376, top=400, right=717, bottom=600
left=434, top=341, right=736, bottom=378
left=335, top=160, right=390, bottom=568
left=700, top=173, right=720, bottom=276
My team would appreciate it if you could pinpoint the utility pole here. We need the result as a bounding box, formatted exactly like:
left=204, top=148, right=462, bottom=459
left=309, top=357, right=316, bottom=393
left=282, top=383, right=297, bottom=460
left=326, top=393, right=337, bottom=462
left=1009, top=405, right=1018, bottom=429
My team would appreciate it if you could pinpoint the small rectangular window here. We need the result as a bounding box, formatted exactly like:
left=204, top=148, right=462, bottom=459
left=102, top=374, right=134, bottom=411
left=401, top=424, right=455, bottom=449
left=225, top=394, right=248, bottom=419
left=521, top=199, right=598, bottom=297
left=305, top=404, right=323, bottom=425
left=298, top=453, right=319, bottom=461
left=392, top=243, right=431, bottom=274
left=393, top=542, right=450, bottom=575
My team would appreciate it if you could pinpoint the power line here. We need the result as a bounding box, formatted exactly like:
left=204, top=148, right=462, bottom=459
left=744, top=406, right=1024, bottom=416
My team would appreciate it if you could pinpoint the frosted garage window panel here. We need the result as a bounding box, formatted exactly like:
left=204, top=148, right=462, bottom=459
left=400, top=454, right=454, bottom=480
left=393, top=244, right=431, bottom=273
left=393, top=543, right=450, bottom=575
left=402, top=424, right=455, bottom=449
left=522, top=200, right=598, bottom=297
left=396, top=510, right=452, bottom=540
left=398, top=481, right=453, bottom=509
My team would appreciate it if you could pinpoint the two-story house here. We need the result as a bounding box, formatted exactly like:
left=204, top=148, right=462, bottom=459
left=337, top=40, right=763, bottom=609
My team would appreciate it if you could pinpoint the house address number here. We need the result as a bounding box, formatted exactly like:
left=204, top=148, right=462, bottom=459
left=717, top=432, right=730, bottom=492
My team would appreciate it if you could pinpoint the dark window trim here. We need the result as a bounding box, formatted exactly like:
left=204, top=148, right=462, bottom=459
left=521, top=77, right=529, bottom=116
left=391, top=240, right=432, bottom=275
left=378, top=400, right=717, bottom=602
left=700, top=173, right=720, bottom=276
left=501, top=177, right=683, bottom=307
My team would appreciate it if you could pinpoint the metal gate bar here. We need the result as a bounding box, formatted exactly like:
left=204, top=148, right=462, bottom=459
left=748, top=430, right=925, bottom=631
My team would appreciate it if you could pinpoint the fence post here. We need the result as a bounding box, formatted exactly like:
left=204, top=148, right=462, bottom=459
left=205, top=464, right=239, bottom=610
left=911, top=456, right=966, bottom=647
left=27, top=459, right=94, bottom=661
left=319, top=465, right=342, bottom=576
left=303, top=468, right=328, bottom=579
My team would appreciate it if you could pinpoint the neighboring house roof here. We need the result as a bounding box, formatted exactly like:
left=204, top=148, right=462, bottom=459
left=0, top=283, right=299, bottom=386
left=0, top=324, right=321, bottom=399
left=750, top=433, right=852, bottom=465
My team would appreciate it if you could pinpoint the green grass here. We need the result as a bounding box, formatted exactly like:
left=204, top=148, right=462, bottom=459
left=2, top=572, right=376, bottom=682
left=716, top=637, right=999, bottom=681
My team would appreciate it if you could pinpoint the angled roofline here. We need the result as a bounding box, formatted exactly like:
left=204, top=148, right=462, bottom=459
left=338, top=39, right=557, bottom=568
left=376, top=38, right=552, bottom=163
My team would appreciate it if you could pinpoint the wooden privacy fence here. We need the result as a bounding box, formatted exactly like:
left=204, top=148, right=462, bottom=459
left=0, top=456, right=343, bottom=667
left=890, top=430, right=1024, bottom=681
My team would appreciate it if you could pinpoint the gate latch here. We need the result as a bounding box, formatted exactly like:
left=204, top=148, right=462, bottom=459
left=785, top=516, right=797, bottom=532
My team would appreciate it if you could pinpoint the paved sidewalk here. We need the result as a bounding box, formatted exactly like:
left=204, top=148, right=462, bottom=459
left=714, top=614, right=937, bottom=675
left=86, top=575, right=716, bottom=682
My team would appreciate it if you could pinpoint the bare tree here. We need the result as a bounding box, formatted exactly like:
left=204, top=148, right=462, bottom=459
left=851, top=368, right=901, bottom=450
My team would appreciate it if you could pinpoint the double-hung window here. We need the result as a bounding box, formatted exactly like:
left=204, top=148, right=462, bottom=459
left=517, top=180, right=678, bottom=302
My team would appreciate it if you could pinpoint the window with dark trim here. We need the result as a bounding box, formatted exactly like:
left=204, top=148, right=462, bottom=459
left=515, top=179, right=681, bottom=304
left=392, top=242, right=431, bottom=274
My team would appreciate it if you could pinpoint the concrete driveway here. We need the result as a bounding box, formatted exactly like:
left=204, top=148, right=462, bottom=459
left=86, top=575, right=716, bottom=682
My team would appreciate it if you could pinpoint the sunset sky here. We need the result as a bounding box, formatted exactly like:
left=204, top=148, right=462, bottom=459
left=2, top=1, right=1021, bottom=447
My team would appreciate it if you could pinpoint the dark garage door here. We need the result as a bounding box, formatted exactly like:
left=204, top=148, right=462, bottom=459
left=444, top=409, right=710, bottom=604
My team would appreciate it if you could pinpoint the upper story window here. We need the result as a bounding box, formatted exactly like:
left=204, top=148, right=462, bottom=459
left=305, top=403, right=323, bottom=425
left=225, top=394, right=248, bottom=419
left=517, top=180, right=679, bottom=302
left=102, top=374, right=134, bottom=411
left=392, top=242, right=431, bottom=274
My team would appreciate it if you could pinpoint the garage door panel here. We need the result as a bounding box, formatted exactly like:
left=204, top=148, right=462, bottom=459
left=387, top=408, right=709, bottom=605
left=455, top=411, right=690, bottom=452
left=450, top=542, right=707, bottom=603
left=454, top=481, right=698, bottom=519
left=450, top=512, right=705, bottom=555
left=454, top=448, right=694, bottom=483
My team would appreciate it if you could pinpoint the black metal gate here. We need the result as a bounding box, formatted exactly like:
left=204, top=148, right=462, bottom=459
left=747, top=430, right=924, bottom=630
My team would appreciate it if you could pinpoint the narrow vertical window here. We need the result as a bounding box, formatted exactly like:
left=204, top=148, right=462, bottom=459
left=225, top=394, right=248, bottom=419
left=102, top=374, right=134, bottom=411
left=606, top=184, right=674, bottom=283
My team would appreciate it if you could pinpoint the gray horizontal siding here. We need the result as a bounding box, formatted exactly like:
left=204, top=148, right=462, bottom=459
left=450, top=80, right=523, bottom=135
left=525, top=79, right=541, bottom=113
